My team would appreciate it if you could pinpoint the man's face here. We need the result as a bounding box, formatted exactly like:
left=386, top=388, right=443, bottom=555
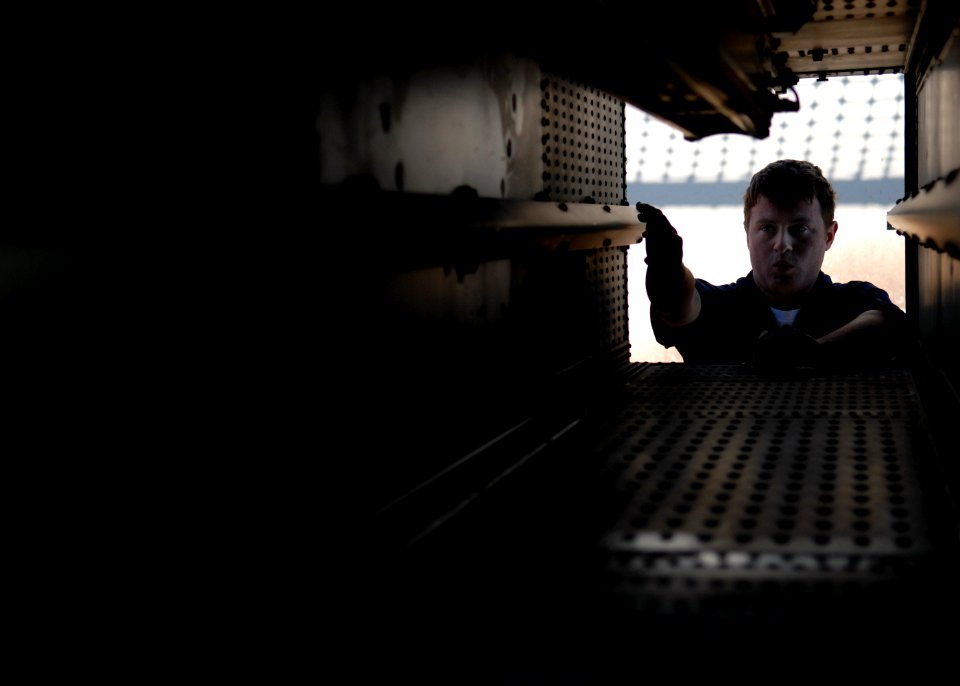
left=746, top=194, right=837, bottom=307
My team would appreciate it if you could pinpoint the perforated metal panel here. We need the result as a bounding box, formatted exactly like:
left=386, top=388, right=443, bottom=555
left=584, top=246, right=629, bottom=348
left=540, top=74, right=626, bottom=204
left=591, top=364, right=943, bottom=618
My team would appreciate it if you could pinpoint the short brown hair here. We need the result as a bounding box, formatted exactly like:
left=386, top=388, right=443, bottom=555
left=743, top=160, right=837, bottom=227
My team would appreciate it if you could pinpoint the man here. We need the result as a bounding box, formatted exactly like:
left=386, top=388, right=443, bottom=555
left=638, top=159, right=906, bottom=369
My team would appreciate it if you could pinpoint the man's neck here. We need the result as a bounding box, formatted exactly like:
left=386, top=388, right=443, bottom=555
left=755, top=272, right=823, bottom=309
left=767, top=295, right=806, bottom=309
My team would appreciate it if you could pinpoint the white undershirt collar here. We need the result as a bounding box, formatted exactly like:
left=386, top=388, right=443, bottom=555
left=770, top=307, right=800, bottom=327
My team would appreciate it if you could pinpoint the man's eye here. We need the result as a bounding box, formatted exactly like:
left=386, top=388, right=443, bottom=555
left=760, top=225, right=775, bottom=233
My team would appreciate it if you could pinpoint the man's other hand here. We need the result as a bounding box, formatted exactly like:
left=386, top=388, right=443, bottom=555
left=752, top=327, right=823, bottom=373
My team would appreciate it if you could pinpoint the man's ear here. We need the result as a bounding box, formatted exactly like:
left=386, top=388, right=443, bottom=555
left=824, top=220, right=838, bottom=250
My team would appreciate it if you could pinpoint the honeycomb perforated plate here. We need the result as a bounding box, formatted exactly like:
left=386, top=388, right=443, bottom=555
left=590, top=364, right=943, bottom=616
left=601, top=414, right=928, bottom=555
left=540, top=73, right=625, bottom=204
left=585, top=247, right=629, bottom=347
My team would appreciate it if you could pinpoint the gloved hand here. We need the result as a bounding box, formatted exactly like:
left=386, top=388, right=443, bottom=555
left=637, top=202, right=682, bottom=268
left=752, top=326, right=823, bottom=373
left=637, top=202, right=687, bottom=317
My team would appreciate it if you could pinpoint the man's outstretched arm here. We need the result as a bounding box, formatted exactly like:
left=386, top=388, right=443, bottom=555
left=637, top=202, right=700, bottom=327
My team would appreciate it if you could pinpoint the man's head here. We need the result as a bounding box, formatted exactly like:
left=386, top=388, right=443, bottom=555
left=743, top=160, right=838, bottom=307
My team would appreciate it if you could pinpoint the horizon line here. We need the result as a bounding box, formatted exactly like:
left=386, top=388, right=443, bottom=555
left=628, top=178, right=905, bottom=206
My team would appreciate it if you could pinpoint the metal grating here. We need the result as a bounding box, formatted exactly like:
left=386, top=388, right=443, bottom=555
left=353, top=363, right=958, bottom=681
left=585, top=246, right=629, bottom=347
left=590, top=364, right=944, bottom=618
left=616, top=364, right=921, bottom=417
left=540, top=74, right=626, bottom=204
left=601, top=413, right=928, bottom=554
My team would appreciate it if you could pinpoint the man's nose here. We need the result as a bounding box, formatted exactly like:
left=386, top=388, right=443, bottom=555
left=773, top=228, right=793, bottom=252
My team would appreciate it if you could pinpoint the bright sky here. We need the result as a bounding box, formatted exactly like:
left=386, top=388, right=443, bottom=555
left=626, top=74, right=905, bottom=184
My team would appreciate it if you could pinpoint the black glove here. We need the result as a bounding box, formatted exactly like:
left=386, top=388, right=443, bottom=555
left=636, top=202, right=682, bottom=268
left=637, top=202, right=690, bottom=319
left=752, top=327, right=823, bottom=373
